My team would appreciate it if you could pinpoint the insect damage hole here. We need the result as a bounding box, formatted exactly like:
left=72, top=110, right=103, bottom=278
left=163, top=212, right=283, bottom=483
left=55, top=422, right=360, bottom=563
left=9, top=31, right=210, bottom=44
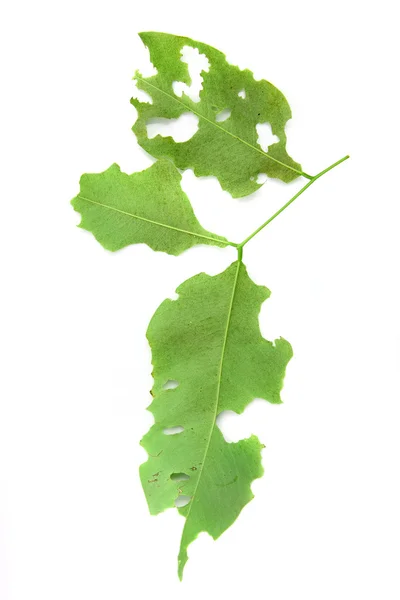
left=256, top=122, right=280, bottom=152
left=170, top=472, right=190, bottom=481
left=146, top=113, right=199, bottom=142
left=163, top=380, right=179, bottom=390
left=238, top=89, right=246, bottom=99
left=215, top=108, right=231, bottom=122
left=163, top=426, right=184, bottom=435
left=251, top=173, right=267, bottom=184
left=257, top=173, right=268, bottom=184
left=172, top=45, right=210, bottom=103
left=174, top=495, right=192, bottom=508
left=131, top=82, right=153, bottom=104
left=217, top=400, right=271, bottom=442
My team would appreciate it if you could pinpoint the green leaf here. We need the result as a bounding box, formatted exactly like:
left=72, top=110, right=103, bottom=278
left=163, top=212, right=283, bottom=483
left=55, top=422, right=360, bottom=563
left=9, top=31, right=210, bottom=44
left=71, top=159, right=229, bottom=255
left=132, top=31, right=304, bottom=198
left=141, top=260, right=292, bottom=578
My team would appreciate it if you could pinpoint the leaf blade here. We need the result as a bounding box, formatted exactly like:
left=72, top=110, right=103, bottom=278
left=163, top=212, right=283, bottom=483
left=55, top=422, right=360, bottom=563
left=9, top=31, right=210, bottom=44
left=71, top=159, right=228, bottom=255
left=132, top=32, right=303, bottom=198
left=141, top=261, right=293, bottom=577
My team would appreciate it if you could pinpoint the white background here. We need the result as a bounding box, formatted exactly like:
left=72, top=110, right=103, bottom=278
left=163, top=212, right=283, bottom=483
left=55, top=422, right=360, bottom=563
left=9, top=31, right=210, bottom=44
left=1, top=1, right=399, bottom=598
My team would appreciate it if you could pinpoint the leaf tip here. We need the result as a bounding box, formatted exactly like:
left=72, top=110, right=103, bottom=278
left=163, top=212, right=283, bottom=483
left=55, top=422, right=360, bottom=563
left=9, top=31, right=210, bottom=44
left=177, top=551, right=187, bottom=581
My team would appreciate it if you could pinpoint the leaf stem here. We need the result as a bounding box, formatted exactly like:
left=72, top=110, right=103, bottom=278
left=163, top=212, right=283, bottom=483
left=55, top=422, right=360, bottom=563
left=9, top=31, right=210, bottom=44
left=238, top=155, right=349, bottom=248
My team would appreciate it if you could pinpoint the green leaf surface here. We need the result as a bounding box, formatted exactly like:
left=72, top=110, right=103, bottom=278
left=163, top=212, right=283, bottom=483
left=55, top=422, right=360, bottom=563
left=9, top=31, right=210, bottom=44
left=132, top=31, right=303, bottom=198
left=71, top=159, right=228, bottom=255
left=141, top=260, right=292, bottom=578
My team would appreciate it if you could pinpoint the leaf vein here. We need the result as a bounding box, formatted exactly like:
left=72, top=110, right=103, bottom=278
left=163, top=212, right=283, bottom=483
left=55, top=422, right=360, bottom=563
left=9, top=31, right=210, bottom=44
left=179, top=259, right=242, bottom=545
left=77, top=195, right=230, bottom=245
left=135, top=75, right=306, bottom=178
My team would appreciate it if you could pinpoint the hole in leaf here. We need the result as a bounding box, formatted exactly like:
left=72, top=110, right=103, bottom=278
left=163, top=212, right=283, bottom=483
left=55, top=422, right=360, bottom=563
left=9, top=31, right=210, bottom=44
left=163, top=426, right=184, bottom=435
left=131, top=82, right=153, bottom=104
left=216, top=410, right=237, bottom=442
left=238, top=89, right=246, bottom=99
left=170, top=472, right=190, bottom=481
left=174, top=495, right=192, bottom=507
left=257, top=173, right=268, bottom=184
left=146, top=113, right=199, bottom=142
left=217, top=399, right=271, bottom=442
left=215, top=108, right=231, bottom=123
left=137, top=45, right=158, bottom=78
left=172, top=45, right=210, bottom=103
left=256, top=122, right=280, bottom=152
left=163, top=380, right=179, bottom=390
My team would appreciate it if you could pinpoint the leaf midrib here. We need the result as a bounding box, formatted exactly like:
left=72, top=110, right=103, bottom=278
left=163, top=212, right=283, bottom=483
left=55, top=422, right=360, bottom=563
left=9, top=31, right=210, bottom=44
left=135, top=75, right=304, bottom=178
left=77, top=195, right=228, bottom=245
left=179, top=260, right=242, bottom=550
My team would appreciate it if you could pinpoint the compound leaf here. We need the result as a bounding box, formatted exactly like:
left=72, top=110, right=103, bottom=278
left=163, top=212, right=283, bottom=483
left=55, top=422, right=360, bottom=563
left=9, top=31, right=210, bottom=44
left=141, top=260, right=292, bottom=578
left=132, top=31, right=303, bottom=198
left=71, top=159, right=228, bottom=255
